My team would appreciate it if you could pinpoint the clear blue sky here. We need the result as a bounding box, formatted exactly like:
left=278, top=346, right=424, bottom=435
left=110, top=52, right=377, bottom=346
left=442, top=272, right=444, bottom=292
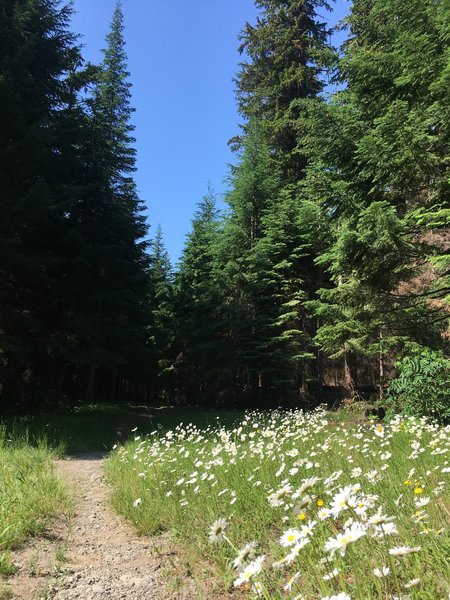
left=70, top=0, right=350, bottom=265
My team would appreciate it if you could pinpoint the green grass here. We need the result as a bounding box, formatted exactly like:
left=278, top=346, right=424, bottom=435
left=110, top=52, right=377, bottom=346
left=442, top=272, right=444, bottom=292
left=1, top=404, right=243, bottom=453
left=0, top=403, right=241, bottom=591
left=0, top=431, right=71, bottom=577
left=0, top=402, right=241, bottom=584
left=106, top=410, right=450, bottom=599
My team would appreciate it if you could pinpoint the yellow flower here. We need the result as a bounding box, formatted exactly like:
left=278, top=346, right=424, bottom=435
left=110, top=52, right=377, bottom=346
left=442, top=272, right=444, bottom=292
left=317, top=498, right=324, bottom=507
left=414, top=486, right=423, bottom=494
left=404, top=480, right=411, bottom=486
left=297, top=512, right=307, bottom=521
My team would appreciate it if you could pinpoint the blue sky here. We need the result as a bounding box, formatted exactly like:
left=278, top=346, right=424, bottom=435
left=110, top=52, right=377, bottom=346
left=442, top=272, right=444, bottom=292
left=71, top=0, right=350, bottom=264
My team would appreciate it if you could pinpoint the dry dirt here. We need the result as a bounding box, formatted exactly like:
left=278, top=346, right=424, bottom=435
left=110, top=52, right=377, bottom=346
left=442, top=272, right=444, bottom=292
left=7, top=454, right=205, bottom=600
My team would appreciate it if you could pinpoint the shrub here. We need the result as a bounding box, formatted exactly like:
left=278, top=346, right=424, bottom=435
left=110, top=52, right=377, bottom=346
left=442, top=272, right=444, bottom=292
left=387, top=349, right=450, bottom=422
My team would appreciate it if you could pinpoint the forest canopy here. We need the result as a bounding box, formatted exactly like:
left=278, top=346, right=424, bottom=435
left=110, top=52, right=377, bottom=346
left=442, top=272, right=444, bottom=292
left=0, top=0, right=449, bottom=414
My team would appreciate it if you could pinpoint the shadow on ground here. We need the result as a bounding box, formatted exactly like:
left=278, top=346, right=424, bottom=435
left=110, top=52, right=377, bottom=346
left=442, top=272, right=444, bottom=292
left=1, top=405, right=244, bottom=454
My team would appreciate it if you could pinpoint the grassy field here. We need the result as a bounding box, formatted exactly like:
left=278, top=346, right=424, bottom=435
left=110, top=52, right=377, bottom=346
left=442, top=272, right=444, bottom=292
left=0, top=404, right=243, bottom=597
left=106, top=409, right=450, bottom=599
left=1, top=404, right=243, bottom=453
left=0, top=431, right=71, bottom=579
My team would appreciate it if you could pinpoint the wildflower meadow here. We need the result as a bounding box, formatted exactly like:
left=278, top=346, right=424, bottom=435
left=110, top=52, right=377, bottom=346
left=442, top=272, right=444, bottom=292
left=106, top=409, right=450, bottom=599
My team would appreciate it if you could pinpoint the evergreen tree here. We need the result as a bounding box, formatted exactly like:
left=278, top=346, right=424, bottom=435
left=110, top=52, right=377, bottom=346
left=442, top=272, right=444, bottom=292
left=235, top=0, right=333, bottom=181
left=173, top=189, right=223, bottom=404
left=0, top=0, right=88, bottom=406
left=225, top=0, right=337, bottom=401
left=218, top=121, right=283, bottom=402
left=310, top=202, right=442, bottom=395
left=147, top=226, right=174, bottom=398
left=69, top=1, right=150, bottom=402
left=246, top=192, right=321, bottom=399
left=226, top=119, right=279, bottom=248
left=341, top=0, right=450, bottom=212
left=304, top=0, right=450, bottom=394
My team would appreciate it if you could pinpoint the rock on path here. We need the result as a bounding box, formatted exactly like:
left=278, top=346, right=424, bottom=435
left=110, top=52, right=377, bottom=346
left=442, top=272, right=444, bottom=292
left=10, top=453, right=200, bottom=600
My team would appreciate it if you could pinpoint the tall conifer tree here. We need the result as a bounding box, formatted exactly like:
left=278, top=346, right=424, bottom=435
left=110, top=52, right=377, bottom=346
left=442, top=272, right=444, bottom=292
left=218, top=120, right=282, bottom=401
left=173, top=190, right=223, bottom=403
left=72, top=1, right=149, bottom=402
left=220, top=1, right=335, bottom=401
left=305, top=0, right=450, bottom=393
left=235, top=0, right=332, bottom=181
left=147, top=226, right=174, bottom=398
left=0, top=0, right=87, bottom=406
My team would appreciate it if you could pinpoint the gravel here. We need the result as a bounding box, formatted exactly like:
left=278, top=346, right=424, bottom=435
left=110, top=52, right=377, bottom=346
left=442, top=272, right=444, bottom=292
left=10, top=453, right=200, bottom=600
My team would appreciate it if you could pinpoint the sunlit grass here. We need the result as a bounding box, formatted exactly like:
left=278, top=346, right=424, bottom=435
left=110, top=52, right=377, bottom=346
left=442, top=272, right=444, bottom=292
left=0, top=430, right=71, bottom=577
left=106, top=409, right=450, bottom=599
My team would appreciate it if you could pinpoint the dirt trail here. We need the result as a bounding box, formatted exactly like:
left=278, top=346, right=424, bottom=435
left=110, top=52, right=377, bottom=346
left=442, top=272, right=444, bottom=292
left=9, top=454, right=199, bottom=600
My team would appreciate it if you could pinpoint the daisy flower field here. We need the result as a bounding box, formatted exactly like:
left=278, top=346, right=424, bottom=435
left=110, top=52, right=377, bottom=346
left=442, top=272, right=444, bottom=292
left=106, top=409, right=450, bottom=598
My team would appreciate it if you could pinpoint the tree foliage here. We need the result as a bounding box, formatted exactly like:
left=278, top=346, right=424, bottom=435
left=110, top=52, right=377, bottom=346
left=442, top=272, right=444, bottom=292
left=1, top=0, right=448, bottom=412
left=0, top=0, right=150, bottom=409
left=387, top=350, right=450, bottom=422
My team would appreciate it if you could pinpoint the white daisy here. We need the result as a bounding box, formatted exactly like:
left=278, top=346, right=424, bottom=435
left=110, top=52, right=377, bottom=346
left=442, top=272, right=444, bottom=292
left=232, top=541, right=258, bottom=569
left=280, top=528, right=301, bottom=547
left=234, top=555, right=265, bottom=587
left=389, top=545, right=421, bottom=556
left=373, top=566, right=390, bottom=577
left=208, top=518, right=228, bottom=544
left=324, top=522, right=367, bottom=557
left=268, top=484, right=292, bottom=507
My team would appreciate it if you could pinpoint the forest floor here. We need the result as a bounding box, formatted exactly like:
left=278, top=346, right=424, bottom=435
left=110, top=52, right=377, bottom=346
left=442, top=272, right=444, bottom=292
left=7, top=453, right=207, bottom=600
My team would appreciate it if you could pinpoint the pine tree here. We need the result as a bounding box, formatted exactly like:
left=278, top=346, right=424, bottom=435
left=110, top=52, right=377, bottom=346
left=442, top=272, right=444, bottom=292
left=217, top=121, right=282, bottom=402
left=147, top=226, right=174, bottom=398
left=341, top=0, right=450, bottom=212
left=173, top=189, right=223, bottom=404
left=226, top=1, right=336, bottom=401
left=246, top=192, right=320, bottom=399
left=226, top=119, right=279, bottom=248
left=0, top=0, right=88, bottom=407
left=304, top=0, right=450, bottom=394
left=70, top=1, right=150, bottom=402
left=235, top=0, right=333, bottom=181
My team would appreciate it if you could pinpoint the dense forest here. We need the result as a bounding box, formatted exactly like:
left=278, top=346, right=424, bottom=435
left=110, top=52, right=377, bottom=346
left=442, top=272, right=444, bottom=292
left=0, top=0, right=449, bottom=414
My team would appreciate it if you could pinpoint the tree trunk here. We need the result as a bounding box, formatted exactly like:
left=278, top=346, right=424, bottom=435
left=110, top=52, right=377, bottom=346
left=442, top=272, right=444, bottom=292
left=379, top=328, right=384, bottom=400
left=110, top=366, right=117, bottom=404
left=343, top=353, right=356, bottom=400
left=55, top=363, right=67, bottom=403
left=86, top=361, right=96, bottom=404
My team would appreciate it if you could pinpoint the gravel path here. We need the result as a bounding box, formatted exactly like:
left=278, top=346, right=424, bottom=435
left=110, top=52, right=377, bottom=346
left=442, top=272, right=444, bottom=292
left=9, top=454, right=200, bottom=600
